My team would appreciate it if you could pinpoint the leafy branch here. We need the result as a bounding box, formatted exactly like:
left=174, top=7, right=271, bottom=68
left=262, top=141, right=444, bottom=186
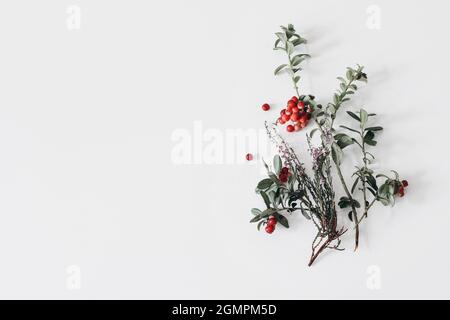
left=313, top=65, right=368, bottom=250
left=273, top=24, right=310, bottom=97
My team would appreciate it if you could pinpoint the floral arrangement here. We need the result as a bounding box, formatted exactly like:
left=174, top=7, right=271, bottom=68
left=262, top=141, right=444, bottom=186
left=249, top=24, right=409, bottom=266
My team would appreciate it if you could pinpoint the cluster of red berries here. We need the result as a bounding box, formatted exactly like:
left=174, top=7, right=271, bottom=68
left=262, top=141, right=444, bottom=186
left=397, top=180, right=409, bottom=197
left=265, top=216, right=277, bottom=234
left=279, top=167, right=290, bottom=183
left=278, top=96, right=313, bottom=132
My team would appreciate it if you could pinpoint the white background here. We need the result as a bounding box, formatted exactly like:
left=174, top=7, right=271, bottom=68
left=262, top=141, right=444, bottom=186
left=0, top=0, right=449, bottom=299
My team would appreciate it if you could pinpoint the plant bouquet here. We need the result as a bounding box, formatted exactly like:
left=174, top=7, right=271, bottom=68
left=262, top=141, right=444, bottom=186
left=250, top=24, right=409, bottom=266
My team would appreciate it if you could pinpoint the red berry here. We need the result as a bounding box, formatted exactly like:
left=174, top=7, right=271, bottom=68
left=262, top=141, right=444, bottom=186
left=291, top=113, right=300, bottom=121
left=245, top=153, right=253, bottom=161
left=262, top=103, right=270, bottom=111
left=267, top=217, right=277, bottom=227
left=286, top=125, right=295, bottom=132
left=299, top=114, right=308, bottom=123
left=287, top=100, right=296, bottom=109
left=279, top=174, right=288, bottom=183
left=281, top=167, right=289, bottom=174
left=265, top=225, right=275, bottom=234
left=298, top=101, right=305, bottom=109
left=300, top=120, right=308, bottom=128
left=280, top=109, right=286, bottom=116
left=278, top=118, right=286, bottom=125
left=398, top=186, right=405, bottom=197
left=282, top=114, right=291, bottom=122
left=291, top=96, right=299, bottom=103
left=295, top=124, right=301, bottom=131
left=292, top=106, right=299, bottom=113
left=402, top=180, right=409, bottom=187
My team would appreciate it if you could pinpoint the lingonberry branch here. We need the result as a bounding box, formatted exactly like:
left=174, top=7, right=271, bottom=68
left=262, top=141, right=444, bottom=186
left=274, top=24, right=309, bottom=98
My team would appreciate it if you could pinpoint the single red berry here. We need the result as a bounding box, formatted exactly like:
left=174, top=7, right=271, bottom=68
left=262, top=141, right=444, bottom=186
left=286, top=125, right=295, bottom=132
left=262, top=103, right=270, bottom=111
left=280, top=109, right=286, bottom=116
left=300, top=120, right=308, bottom=128
left=278, top=118, right=286, bottom=125
left=298, top=101, right=305, bottom=109
left=287, top=100, right=297, bottom=109
left=291, top=113, right=300, bottom=121
left=292, top=106, right=299, bottom=113
left=398, top=186, right=405, bottom=197
left=245, top=153, right=253, bottom=161
left=265, top=225, right=275, bottom=234
left=299, top=114, right=308, bottom=123
left=402, top=180, right=409, bottom=187
left=282, top=114, right=291, bottom=122
left=294, top=124, right=301, bottom=132
left=267, top=217, right=277, bottom=227
left=281, top=167, right=289, bottom=174
left=291, top=96, right=299, bottom=103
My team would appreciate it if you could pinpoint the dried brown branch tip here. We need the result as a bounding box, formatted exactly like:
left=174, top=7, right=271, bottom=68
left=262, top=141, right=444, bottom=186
left=250, top=24, right=408, bottom=266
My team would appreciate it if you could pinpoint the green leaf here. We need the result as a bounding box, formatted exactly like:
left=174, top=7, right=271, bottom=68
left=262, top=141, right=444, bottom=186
left=294, top=76, right=300, bottom=83
left=309, top=128, right=319, bottom=138
left=257, top=179, right=273, bottom=190
left=391, top=170, right=400, bottom=180
left=351, top=177, right=360, bottom=194
left=268, top=173, right=280, bottom=185
left=331, top=142, right=343, bottom=166
left=347, top=111, right=361, bottom=122
left=365, top=126, right=383, bottom=132
left=273, top=155, right=282, bottom=175
left=260, top=191, right=271, bottom=209
left=346, top=69, right=353, bottom=80
left=365, top=139, right=377, bottom=146
left=274, top=64, right=287, bottom=75
left=291, top=55, right=308, bottom=66
left=261, top=208, right=276, bottom=218
left=275, top=213, right=289, bottom=228
left=352, top=199, right=361, bottom=208
left=348, top=212, right=353, bottom=221
left=286, top=42, right=294, bottom=54
left=262, top=158, right=270, bottom=172
left=340, top=125, right=360, bottom=134
left=338, top=196, right=351, bottom=209
left=251, top=208, right=262, bottom=216
left=274, top=38, right=281, bottom=49
left=366, top=175, right=378, bottom=190
left=257, top=220, right=264, bottom=231
left=335, top=133, right=354, bottom=149
left=360, top=109, right=368, bottom=128
left=364, top=131, right=375, bottom=142
left=367, top=187, right=377, bottom=197
left=291, top=37, right=306, bottom=46
left=250, top=215, right=261, bottom=223
left=275, top=32, right=287, bottom=43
